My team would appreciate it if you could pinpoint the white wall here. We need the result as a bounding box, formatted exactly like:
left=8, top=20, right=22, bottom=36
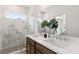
left=27, top=5, right=40, bottom=34
left=0, top=5, right=2, bottom=50
left=45, top=5, right=79, bottom=37
left=0, top=6, right=1, bottom=18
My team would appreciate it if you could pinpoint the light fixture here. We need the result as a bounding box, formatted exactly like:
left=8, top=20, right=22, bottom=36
left=40, top=5, right=49, bottom=12
left=40, top=5, right=49, bottom=21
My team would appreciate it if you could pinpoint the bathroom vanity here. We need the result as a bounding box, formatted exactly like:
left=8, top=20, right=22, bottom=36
left=26, top=34, right=79, bottom=54
left=26, top=37, right=57, bottom=54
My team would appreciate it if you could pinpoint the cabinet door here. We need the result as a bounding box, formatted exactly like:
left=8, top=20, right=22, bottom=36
left=36, top=42, right=57, bottom=54
left=26, top=39, right=35, bottom=54
left=27, top=42, right=35, bottom=54
left=30, top=45, right=35, bottom=54
left=36, top=49, right=42, bottom=54
left=26, top=40, right=29, bottom=53
left=27, top=42, right=31, bottom=54
left=26, top=37, right=36, bottom=54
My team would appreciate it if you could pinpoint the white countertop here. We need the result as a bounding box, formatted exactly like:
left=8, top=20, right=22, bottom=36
left=26, top=34, right=79, bottom=54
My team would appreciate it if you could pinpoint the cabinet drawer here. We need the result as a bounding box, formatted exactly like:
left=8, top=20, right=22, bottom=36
left=36, top=43, right=57, bottom=54
left=27, top=37, right=35, bottom=46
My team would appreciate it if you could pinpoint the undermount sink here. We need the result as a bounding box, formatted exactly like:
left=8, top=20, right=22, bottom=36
left=32, top=34, right=39, bottom=37
left=31, top=34, right=43, bottom=38
left=44, top=38, right=70, bottom=49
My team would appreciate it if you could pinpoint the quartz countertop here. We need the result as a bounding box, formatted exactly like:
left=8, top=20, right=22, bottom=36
left=26, top=34, right=79, bottom=54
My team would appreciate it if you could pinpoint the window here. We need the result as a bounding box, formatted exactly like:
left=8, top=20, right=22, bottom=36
left=5, top=11, right=26, bottom=21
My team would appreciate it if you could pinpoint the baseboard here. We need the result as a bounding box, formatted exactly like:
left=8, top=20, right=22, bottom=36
left=9, top=48, right=26, bottom=54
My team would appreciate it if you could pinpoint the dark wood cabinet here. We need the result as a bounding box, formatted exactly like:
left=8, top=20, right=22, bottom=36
left=27, top=42, right=35, bottom=54
left=26, top=37, right=35, bottom=54
left=26, top=37, right=57, bottom=54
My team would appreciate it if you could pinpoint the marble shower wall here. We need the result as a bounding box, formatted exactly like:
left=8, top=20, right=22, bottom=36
left=1, top=5, right=29, bottom=49
left=2, top=18, right=27, bottom=48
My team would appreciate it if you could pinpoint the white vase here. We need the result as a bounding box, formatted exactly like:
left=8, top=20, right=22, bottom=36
left=50, top=28, right=56, bottom=34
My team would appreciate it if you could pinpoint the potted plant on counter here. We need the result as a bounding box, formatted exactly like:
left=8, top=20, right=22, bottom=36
left=41, top=20, right=49, bottom=38
left=48, top=17, right=58, bottom=34
left=41, top=17, right=58, bottom=38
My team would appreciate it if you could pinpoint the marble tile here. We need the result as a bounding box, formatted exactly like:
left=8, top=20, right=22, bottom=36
left=0, top=44, right=25, bottom=54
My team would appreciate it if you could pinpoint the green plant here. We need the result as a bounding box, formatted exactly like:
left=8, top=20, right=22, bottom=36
left=41, top=17, right=58, bottom=30
left=41, top=20, right=48, bottom=28
left=48, top=17, right=58, bottom=29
